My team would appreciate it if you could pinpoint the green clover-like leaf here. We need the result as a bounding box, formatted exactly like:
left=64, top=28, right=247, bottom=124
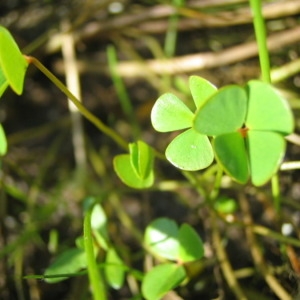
left=0, top=67, right=9, bottom=97
left=189, top=75, right=217, bottom=109
left=166, top=128, right=213, bottom=171
left=144, top=218, right=179, bottom=261
left=0, top=26, right=28, bottom=96
left=142, top=263, right=186, bottom=300
left=194, top=80, right=293, bottom=186
left=0, top=124, right=8, bottom=156
left=151, top=76, right=217, bottom=171
left=113, top=140, right=154, bottom=189
left=193, top=85, right=247, bottom=136
left=178, top=224, right=204, bottom=263
left=105, top=248, right=125, bottom=289
left=151, top=93, right=193, bottom=132
left=213, top=132, right=249, bottom=184
left=247, top=131, right=286, bottom=186
left=246, top=80, right=294, bottom=134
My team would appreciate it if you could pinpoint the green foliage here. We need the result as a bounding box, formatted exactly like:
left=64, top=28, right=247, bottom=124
left=142, top=218, right=204, bottom=299
left=194, top=80, right=293, bottom=185
left=44, top=248, right=87, bottom=283
left=144, top=218, right=179, bottom=260
left=152, top=76, right=294, bottom=186
left=0, top=26, right=28, bottom=96
left=214, top=197, right=238, bottom=214
left=0, top=20, right=297, bottom=299
left=104, top=248, right=125, bottom=289
left=151, top=77, right=215, bottom=170
left=0, top=124, right=7, bottom=156
left=113, top=140, right=154, bottom=189
left=142, top=263, right=186, bottom=300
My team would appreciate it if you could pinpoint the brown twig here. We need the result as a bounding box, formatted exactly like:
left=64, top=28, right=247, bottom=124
left=113, top=26, right=300, bottom=77
left=239, top=194, right=292, bottom=300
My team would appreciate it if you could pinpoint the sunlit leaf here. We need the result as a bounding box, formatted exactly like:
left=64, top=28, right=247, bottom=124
left=166, top=128, right=214, bottom=171
left=189, top=75, right=217, bottom=109
left=113, top=154, right=154, bottom=189
left=142, top=263, right=186, bottom=300
left=0, top=67, right=9, bottom=97
left=0, top=26, right=28, bottom=95
left=105, top=248, right=125, bottom=289
left=44, top=248, right=86, bottom=283
left=178, top=224, right=204, bottom=263
left=247, top=131, right=285, bottom=186
left=214, top=197, right=238, bottom=214
left=0, top=124, right=7, bottom=155
left=129, top=140, right=154, bottom=179
left=91, top=203, right=109, bottom=250
left=151, top=93, right=193, bottom=132
left=193, top=85, right=247, bottom=136
left=144, top=218, right=179, bottom=260
left=213, top=132, right=249, bottom=184
left=246, top=80, right=294, bottom=134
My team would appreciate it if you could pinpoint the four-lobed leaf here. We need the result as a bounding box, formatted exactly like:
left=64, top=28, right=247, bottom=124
left=193, top=79, right=293, bottom=186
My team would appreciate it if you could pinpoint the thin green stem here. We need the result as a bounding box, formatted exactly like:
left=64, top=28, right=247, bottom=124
left=107, top=45, right=140, bottom=138
left=249, top=0, right=271, bottom=83
left=26, top=56, right=128, bottom=150
left=83, top=208, right=107, bottom=300
left=164, top=0, right=184, bottom=58
left=249, top=1, right=283, bottom=209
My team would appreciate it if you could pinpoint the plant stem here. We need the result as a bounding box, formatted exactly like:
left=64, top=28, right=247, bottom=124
left=83, top=208, right=107, bottom=300
left=249, top=1, right=284, bottom=210
left=107, top=45, right=140, bottom=138
left=249, top=0, right=271, bottom=83
left=25, top=56, right=128, bottom=151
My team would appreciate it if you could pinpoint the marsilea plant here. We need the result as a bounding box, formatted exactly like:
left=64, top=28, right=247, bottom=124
left=0, top=25, right=294, bottom=188
left=151, top=76, right=294, bottom=186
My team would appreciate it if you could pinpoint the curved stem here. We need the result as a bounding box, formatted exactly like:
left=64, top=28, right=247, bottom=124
left=25, top=56, right=128, bottom=151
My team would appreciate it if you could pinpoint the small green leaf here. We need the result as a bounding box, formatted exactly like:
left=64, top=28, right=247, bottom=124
left=44, top=248, right=87, bottom=283
left=0, top=67, right=9, bottom=97
left=214, top=197, right=238, bottom=214
left=0, top=124, right=7, bottom=155
left=193, top=85, right=247, bottom=136
left=105, top=248, right=125, bottom=289
left=246, top=80, right=294, bottom=135
left=213, top=132, right=249, bottom=184
left=0, top=26, right=28, bottom=95
left=247, top=131, right=285, bottom=186
left=144, top=218, right=179, bottom=260
left=129, top=140, right=154, bottom=179
left=165, top=128, right=214, bottom=171
left=91, top=204, right=109, bottom=250
left=178, top=224, right=204, bottom=263
left=151, top=93, right=194, bottom=132
left=189, top=75, right=217, bottom=109
left=113, top=154, right=154, bottom=189
left=142, top=263, right=186, bottom=300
